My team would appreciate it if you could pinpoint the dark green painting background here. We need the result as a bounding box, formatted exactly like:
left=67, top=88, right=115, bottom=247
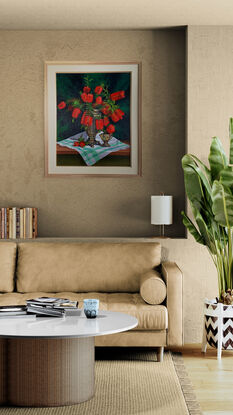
left=56, top=72, right=131, bottom=142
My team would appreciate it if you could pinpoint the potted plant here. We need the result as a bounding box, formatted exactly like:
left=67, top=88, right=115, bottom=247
left=182, top=118, right=233, bottom=358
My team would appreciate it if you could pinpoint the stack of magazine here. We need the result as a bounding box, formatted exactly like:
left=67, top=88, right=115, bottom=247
left=0, top=305, right=36, bottom=319
left=26, top=297, right=80, bottom=317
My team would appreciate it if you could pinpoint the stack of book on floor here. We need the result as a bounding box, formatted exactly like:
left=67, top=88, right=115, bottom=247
left=0, top=305, right=36, bottom=319
left=0, top=207, right=38, bottom=239
left=26, top=297, right=80, bottom=317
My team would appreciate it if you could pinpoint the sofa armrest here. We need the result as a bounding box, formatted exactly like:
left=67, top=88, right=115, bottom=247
left=161, top=262, right=183, bottom=346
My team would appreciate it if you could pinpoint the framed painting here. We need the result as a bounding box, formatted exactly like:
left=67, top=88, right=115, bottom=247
left=44, top=62, right=141, bottom=177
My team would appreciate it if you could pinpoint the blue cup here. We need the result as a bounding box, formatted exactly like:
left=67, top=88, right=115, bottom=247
left=83, top=299, right=99, bottom=319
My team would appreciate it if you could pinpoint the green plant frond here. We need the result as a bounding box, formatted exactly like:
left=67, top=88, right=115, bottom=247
left=188, top=154, right=212, bottom=185
left=181, top=211, right=205, bottom=245
left=182, top=120, right=233, bottom=294
left=212, top=181, right=233, bottom=227
left=208, top=137, right=227, bottom=180
left=229, top=118, right=233, bottom=164
left=182, top=155, right=212, bottom=211
left=192, top=207, right=217, bottom=254
left=220, top=166, right=233, bottom=192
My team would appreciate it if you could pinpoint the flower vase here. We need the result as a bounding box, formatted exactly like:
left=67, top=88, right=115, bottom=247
left=87, top=108, right=101, bottom=147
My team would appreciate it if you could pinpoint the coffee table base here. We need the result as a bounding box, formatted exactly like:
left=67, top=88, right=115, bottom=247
left=8, top=337, right=95, bottom=407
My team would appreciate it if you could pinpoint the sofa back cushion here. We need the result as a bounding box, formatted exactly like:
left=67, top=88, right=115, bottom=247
left=0, top=242, right=17, bottom=292
left=16, top=242, right=161, bottom=293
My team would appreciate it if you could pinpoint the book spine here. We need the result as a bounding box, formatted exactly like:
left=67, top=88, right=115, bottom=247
left=35, top=208, right=38, bottom=237
left=16, top=208, right=20, bottom=239
left=9, top=209, right=12, bottom=239
left=20, top=208, right=24, bottom=239
left=32, top=208, right=35, bottom=238
left=29, top=208, right=32, bottom=238
left=0, top=209, right=1, bottom=239
left=12, top=207, right=16, bottom=239
left=1, top=209, right=4, bottom=239
left=23, top=208, right=26, bottom=238
left=25, top=208, right=30, bottom=238
left=4, top=208, right=7, bottom=239
left=6, top=208, right=9, bottom=239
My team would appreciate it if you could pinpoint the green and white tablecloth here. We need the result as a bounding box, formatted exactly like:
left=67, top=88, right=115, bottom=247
left=58, top=132, right=130, bottom=166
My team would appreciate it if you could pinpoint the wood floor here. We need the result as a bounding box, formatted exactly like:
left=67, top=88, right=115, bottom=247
left=172, top=344, right=233, bottom=415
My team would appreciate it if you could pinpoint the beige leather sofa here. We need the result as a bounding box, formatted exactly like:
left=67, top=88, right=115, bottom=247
left=0, top=241, right=183, bottom=361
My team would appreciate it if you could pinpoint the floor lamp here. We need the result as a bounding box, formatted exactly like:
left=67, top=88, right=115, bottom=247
left=151, top=195, right=173, bottom=237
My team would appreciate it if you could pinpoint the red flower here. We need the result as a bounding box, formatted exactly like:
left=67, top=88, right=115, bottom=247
left=72, top=108, right=81, bottom=119
left=115, top=109, right=125, bottom=119
left=79, top=141, right=86, bottom=148
left=95, top=86, right=103, bottom=94
left=83, top=86, right=91, bottom=93
left=81, top=111, right=87, bottom=124
left=81, top=93, right=88, bottom=102
left=103, top=117, right=110, bottom=126
left=96, top=96, right=103, bottom=105
left=82, top=115, right=93, bottom=126
left=74, top=141, right=80, bottom=146
left=87, top=94, right=93, bottom=103
left=96, top=119, right=104, bottom=130
left=110, top=91, right=125, bottom=101
left=111, top=112, right=120, bottom=123
left=58, top=101, right=66, bottom=110
left=106, top=124, right=115, bottom=134
left=101, top=104, right=110, bottom=115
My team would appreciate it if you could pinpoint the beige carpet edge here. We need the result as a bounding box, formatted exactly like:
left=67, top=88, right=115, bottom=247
left=171, top=352, right=203, bottom=415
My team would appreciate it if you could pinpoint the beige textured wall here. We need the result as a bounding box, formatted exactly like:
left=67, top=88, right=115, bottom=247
left=178, top=25, right=233, bottom=343
left=0, top=30, right=185, bottom=238
left=1, top=27, right=232, bottom=343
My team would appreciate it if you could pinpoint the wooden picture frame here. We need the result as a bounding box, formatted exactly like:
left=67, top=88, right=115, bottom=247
left=44, top=61, right=141, bottom=177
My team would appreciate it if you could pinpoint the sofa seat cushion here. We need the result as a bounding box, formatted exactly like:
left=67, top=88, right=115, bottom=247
left=0, top=292, right=168, bottom=331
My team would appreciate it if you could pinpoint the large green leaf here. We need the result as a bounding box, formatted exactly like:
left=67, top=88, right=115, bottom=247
left=220, top=166, right=233, bottom=192
left=229, top=118, right=233, bottom=164
left=182, top=155, right=212, bottom=211
left=208, top=137, right=227, bottom=180
left=212, top=181, right=233, bottom=227
left=189, top=154, right=212, bottom=186
left=181, top=211, right=204, bottom=245
left=195, top=210, right=216, bottom=254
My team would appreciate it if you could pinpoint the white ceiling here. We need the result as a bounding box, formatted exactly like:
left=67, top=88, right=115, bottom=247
left=0, top=0, right=233, bottom=30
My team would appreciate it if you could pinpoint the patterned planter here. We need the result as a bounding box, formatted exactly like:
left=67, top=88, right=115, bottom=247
left=202, top=299, right=233, bottom=359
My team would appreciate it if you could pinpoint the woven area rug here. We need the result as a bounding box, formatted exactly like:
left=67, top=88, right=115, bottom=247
left=1, top=349, right=202, bottom=415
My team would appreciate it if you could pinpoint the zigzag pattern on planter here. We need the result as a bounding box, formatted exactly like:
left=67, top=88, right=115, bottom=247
left=205, top=315, right=233, bottom=350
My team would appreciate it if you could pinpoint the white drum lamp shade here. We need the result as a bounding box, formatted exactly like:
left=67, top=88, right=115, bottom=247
left=151, top=195, right=173, bottom=236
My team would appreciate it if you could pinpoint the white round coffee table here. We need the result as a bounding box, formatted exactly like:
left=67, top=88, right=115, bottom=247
left=0, top=310, right=138, bottom=407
